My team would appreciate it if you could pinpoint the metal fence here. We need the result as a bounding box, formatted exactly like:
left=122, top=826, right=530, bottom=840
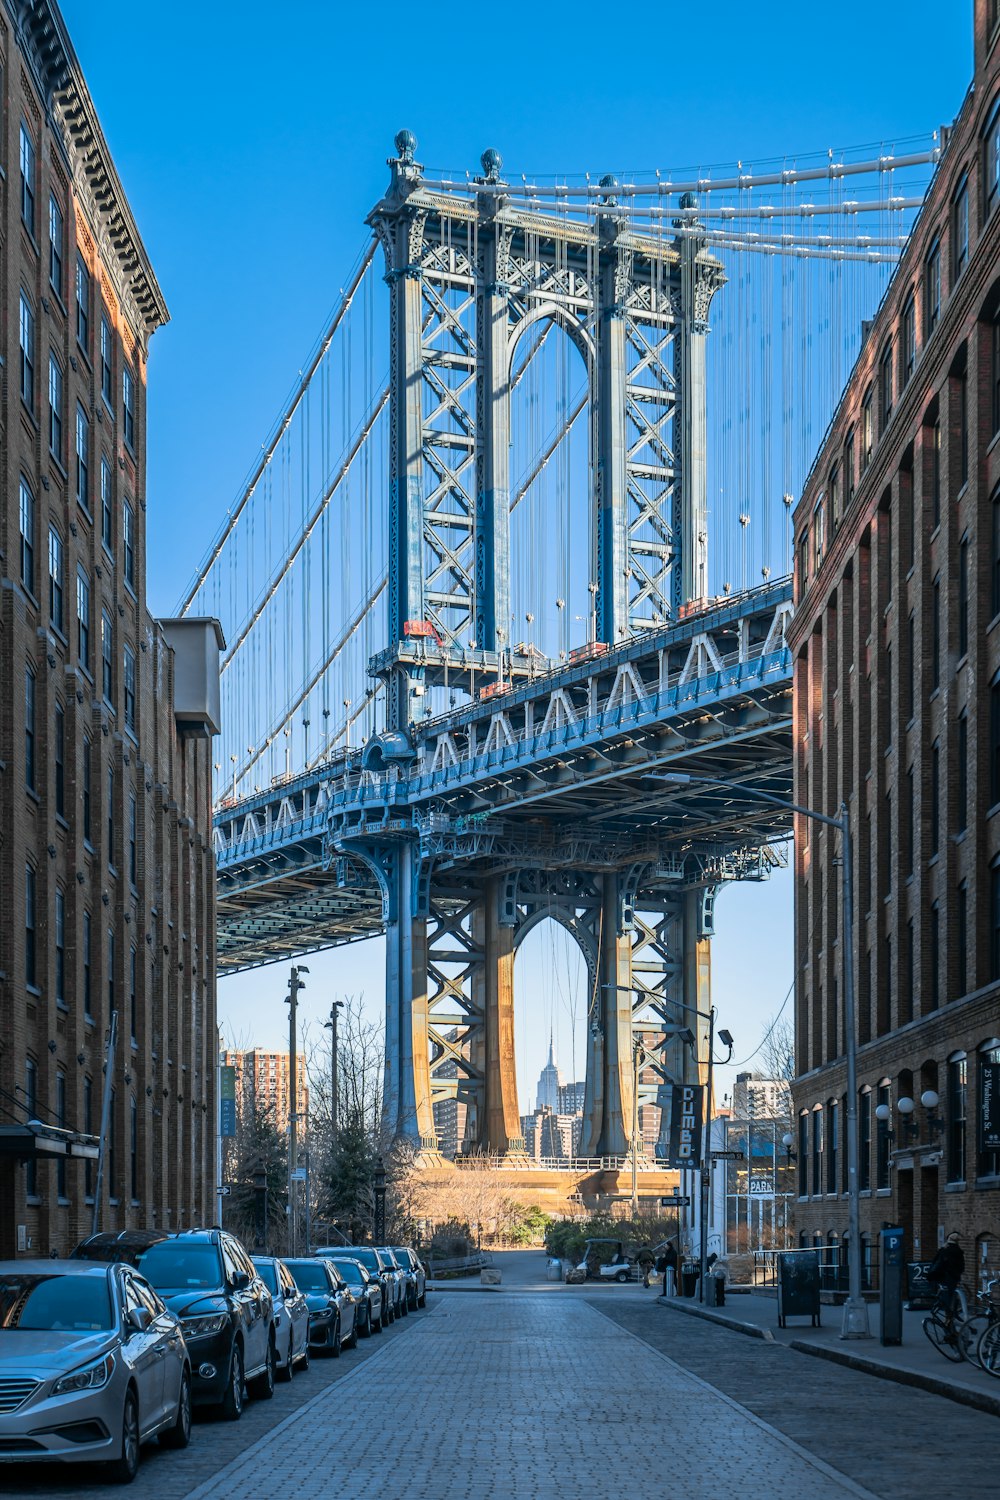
left=751, top=1244, right=880, bottom=1293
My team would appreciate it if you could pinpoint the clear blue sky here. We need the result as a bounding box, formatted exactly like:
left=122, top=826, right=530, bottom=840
left=61, top=1, right=973, bottom=1109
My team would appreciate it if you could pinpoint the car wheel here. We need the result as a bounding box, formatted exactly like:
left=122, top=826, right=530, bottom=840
left=251, top=1334, right=276, bottom=1399
left=344, top=1314, right=359, bottom=1351
left=418, top=1292, right=426, bottom=1308
left=360, top=1306, right=372, bottom=1338
left=278, top=1332, right=294, bottom=1382
left=298, top=1339, right=310, bottom=1372
left=160, top=1368, right=192, bottom=1449
left=331, top=1317, right=342, bottom=1358
left=219, top=1341, right=244, bottom=1422
left=106, top=1388, right=140, bottom=1484
left=400, top=1296, right=409, bottom=1317
left=615, top=1270, right=629, bottom=1283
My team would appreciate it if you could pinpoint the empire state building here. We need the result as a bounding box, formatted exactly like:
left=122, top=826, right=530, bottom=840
left=535, top=1033, right=564, bottom=1112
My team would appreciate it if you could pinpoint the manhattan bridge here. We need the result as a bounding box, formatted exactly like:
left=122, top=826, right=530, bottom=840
left=186, top=130, right=938, bottom=1163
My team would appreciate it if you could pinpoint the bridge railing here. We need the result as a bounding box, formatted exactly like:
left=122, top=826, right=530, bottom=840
left=454, top=1154, right=665, bottom=1173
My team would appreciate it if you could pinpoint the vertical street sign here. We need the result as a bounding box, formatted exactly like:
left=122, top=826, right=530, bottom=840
left=981, top=1060, right=1000, bottom=1151
left=667, top=1084, right=704, bottom=1169
left=219, top=1064, right=237, bottom=1138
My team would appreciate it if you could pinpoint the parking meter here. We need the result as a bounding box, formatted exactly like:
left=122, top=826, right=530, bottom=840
left=880, top=1227, right=905, bottom=1346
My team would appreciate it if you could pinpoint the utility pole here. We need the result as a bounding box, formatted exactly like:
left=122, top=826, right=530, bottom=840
left=325, top=999, right=344, bottom=1146
left=285, top=965, right=308, bottom=1255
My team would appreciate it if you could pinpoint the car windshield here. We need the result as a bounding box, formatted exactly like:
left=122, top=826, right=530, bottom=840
left=379, top=1252, right=399, bottom=1268
left=0, top=1274, right=113, bottom=1332
left=392, top=1251, right=412, bottom=1266
left=331, top=1261, right=364, bottom=1284
left=286, top=1263, right=329, bottom=1292
left=253, top=1261, right=278, bottom=1294
left=136, top=1243, right=223, bottom=1291
left=346, top=1249, right=380, bottom=1272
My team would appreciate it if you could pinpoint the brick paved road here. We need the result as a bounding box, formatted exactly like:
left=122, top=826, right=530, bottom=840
left=596, top=1297, right=1000, bottom=1499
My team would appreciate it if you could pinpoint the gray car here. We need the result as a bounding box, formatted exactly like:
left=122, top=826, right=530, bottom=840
left=392, top=1247, right=428, bottom=1309
left=0, top=1259, right=190, bottom=1483
left=252, top=1256, right=310, bottom=1379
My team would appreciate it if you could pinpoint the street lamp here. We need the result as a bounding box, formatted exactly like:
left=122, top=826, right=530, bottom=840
left=252, top=1159, right=268, bottom=1251
left=650, top=769, right=870, bottom=1338
left=373, top=1156, right=387, bottom=1246
left=324, top=1000, right=345, bottom=1146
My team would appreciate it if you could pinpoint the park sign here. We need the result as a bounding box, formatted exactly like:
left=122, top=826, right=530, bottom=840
left=220, top=1065, right=237, bottom=1138
left=666, top=1083, right=703, bottom=1168
left=981, top=1061, right=1000, bottom=1152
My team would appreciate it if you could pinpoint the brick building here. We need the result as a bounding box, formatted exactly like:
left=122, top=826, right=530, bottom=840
left=788, top=0, right=1000, bottom=1286
left=221, top=1049, right=309, bottom=1139
left=0, top=1, right=221, bottom=1256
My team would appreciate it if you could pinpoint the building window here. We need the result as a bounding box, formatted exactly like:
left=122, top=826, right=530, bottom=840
left=859, top=1089, right=872, bottom=1191
left=902, top=294, right=916, bottom=386
left=19, top=121, right=35, bottom=236
left=880, top=342, right=893, bottom=432
left=958, top=711, right=968, bottom=834
left=958, top=881, right=969, bottom=996
left=101, top=610, right=114, bottom=704
left=947, top=1055, right=967, bottom=1183
left=54, top=888, right=65, bottom=1006
left=977, top=1045, right=1000, bottom=1179
left=19, top=476, right=34, bottom=596
left=84, top=1076, right=93, bottom=1197
left=812, top=1109, right=823, bottom=1196
left=123, top=502, right=135, bottom=590
left=798, top=1113, right=808, bottom=1197
left=124, top=646, right=137, bottom=735
left=905, top=765, right=914, bottom=876
left=987, top=95, right=1000, bottom=220
left=826, top=1099, right=838, bottom=1194
left=25, top=863, right=37, bottom=989
left=129, top=947, right=137, bottom=1042
left=992, top=675, right=1000, bottom=806
left=24, top=667, right=35, bottom=793
left=925, top=240, right=941, bottom=335
left=993, top=314, right=1000, bottom=438
left=107, top=928, right=115, bottom=1010
left=128, top=790, right=138, bottom=884
left=845, top=429, right=855, bottom=507
left=25, top=1060, right=37, bottom=1197
left=76, top=406, right=90, bottom=511
left=19, top=292, right=34, bottom=411
left=930, top=417, right=942, bottom=527
left=829, top=465, right=840, bottom=530
left=930, top=901, right=941, bottom=1010
left=48, top=528, right=63, bottom=633
left=931, top=740, right=940, bottom=853
left=931, top=575, right=941, bottom=691
left=101, top=456, right=114, bottom=555
left=54, top=701, right=65, bottom=819
left=861, top=388, right=873, bottom=470
left=959, top=534, right=970, bottom=659
left=906, top=613, right=916, bottom=721
left=876, top=1081, right=891, bottom=1190
left=953, top=176, right=970, bottom=281
left=813, top=497, right=825, bottom=571
left=82, top=738, right=92, bottom=843
left=122, top=364, right=135, bottom=451
left=902, top=919, right=914, bottom=1025
left=959, top=367, right=969, bottom=488
left=798, top=531, right=809, bottom=593
left=76, top=255, right=90, bottom=351
left=107, top=766, right=115, bottom=866
left=100, top=313, right=113, bottom=407
left=56, top=1072, right=67, bottom=1199
left=992, top=862, right=1000, bottom=982
left=130, top=1097, right=138, bottom=1201
left=48, top=194, right=63, bottom=297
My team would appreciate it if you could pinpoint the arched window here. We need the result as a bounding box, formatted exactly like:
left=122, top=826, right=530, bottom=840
left=953, top=173, right=970, bottom=281
left=947, top=1051, right=967, bottom=1184
left=859, top=1087, right=872, bottom=1191
left=984, top=94, right=1000, bottom=219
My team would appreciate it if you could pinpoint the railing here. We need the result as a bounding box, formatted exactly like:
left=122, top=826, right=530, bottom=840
left=751, top=1245, right=879, bottom=1293
left=453, top=1154, right=663, bottom=1172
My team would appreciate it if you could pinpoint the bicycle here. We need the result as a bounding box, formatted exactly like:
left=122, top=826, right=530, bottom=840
left=922, top=1284, right=968, bottom=1363
left=956, top=1278, right=1000, bottom=1366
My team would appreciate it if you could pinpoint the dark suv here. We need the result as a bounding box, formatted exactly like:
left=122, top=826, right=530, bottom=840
left=73, top=1228, right=275, bottom=1420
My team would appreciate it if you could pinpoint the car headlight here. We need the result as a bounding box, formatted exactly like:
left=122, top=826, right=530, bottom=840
left=52, top=1352, right=116, bottom=1397
left=181, top=1313, right=229, bottom=1340
left=310, top=1307, right=332, bottom=1323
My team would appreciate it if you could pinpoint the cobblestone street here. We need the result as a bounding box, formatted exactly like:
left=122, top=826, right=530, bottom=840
left=13, top=1282, right=996, bottom=1499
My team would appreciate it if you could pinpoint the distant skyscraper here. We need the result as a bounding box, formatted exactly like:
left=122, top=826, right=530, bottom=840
left=557, top=1080, right=586, bottom=1115
left=535, top=1031, right=564, bottom=1112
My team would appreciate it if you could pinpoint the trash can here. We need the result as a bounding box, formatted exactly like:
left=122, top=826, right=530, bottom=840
left=776, top=1250, right=821, bottom=1328
left=547, top=1257, right=563, bottom=1282
left=706, top=1271, right=726, bottom=1308
left=681, top=1263, right=700, bottom=1298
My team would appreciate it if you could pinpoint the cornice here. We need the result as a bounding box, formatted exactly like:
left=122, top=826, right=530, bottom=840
left=8, top=0, right=169, bottom=351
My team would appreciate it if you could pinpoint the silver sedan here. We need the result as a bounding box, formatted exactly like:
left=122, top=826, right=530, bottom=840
left=251, top=1256, right=310, bottom=1379
left=0, top=1259, right=190, bottom=1483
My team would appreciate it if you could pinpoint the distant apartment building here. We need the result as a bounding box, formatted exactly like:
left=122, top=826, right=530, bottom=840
left=521, top=1107, right=581, bottom=1162
left=789, top=0, right=1000, bottom=1278
left=732, top=1072, right=790, bottom=1120
left=222, top=1049, right=308, bottom=1138
left=0, top=1, right=222, bottom=1256
left=557, top=1080, right=586, bottom=1115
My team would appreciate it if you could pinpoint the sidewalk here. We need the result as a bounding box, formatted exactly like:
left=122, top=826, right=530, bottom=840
left=658, top=1289, right=1000, bottom=1416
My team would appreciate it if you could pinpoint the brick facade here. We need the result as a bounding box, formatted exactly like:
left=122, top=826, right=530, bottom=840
left=0, top=2, right=218, bottom=1255
left=788, top=0, right=1000, bottom=1283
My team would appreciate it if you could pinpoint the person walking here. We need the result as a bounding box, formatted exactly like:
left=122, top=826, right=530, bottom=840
left=926, top=1231, right=965, bottom=1334
left=661, top=1240, right=679, bottom=1297
left=637, top=1245, right=655, bottom=1288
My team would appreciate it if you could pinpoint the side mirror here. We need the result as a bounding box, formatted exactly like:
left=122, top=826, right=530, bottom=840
left=230, top=1271, right=251, bottom=1291
left=127, top=1306, right=152, bottom=1335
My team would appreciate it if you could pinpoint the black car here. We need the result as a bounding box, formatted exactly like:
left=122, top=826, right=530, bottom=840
left=283, top=1258, right=358, bottom=1355
left=315, top=1245, right=397, bottom=1324
left=73, top=1228, right=276, bottom=1420
left=392, top=1246, right=428, bottom=1309
left=321, top=1254, right=385, bottom=1335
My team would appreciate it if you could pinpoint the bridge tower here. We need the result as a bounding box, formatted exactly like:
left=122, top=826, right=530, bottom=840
left=362, top=133, right=726, bottom=1159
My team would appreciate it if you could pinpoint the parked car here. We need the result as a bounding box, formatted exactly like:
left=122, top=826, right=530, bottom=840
left=314, top=1245, right=396, bottom=1324
left=391, top=1247, right=428, bottom=1309
left=0, top=1259, right=190, bottom=1483
left=321, top=1255, right=384, bottom=1335
left=74, top=1228, right=275, bottom=1421
left=283, top=1258, right=358, bottom=1355
left=375, top=1247, right=409, bottom=1318
left=251, top=1257, right=310, bottom=1380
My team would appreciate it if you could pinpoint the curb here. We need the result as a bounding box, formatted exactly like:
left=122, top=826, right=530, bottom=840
left=788, top=1338, right=1000, bottom=1419
left=657, top=1294, right=775, bottom=1341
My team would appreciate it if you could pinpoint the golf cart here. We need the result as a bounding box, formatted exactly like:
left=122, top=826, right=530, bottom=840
left=567, top=1238, right=638, bottom=1284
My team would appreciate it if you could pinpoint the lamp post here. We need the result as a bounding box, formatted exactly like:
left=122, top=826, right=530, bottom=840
left=285, top=965, right=308, bottom=1256
left=373, top=1156, right=387, bottom=1246
left=252, top=1159, right=268, bottom=1251
left=324, top=999, right=345, bottom=1147
left=651, top=770, right=870, bottom=1338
